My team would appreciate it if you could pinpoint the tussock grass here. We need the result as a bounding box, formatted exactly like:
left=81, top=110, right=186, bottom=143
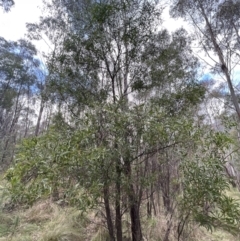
left=1, top=175, right=240, bottom=241
left=90, top=226, right=109, bottom=241
left=140, top=189, right=240, bottom=241
left=0, top=199, right=90, bottom=241
left=39, top=205, right=87, bottom=241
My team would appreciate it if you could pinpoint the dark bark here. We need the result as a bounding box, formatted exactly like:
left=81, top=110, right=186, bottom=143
left=129, top=185, right=142, bottom=241
left=103, top=185, right=116, bottom=241
left=1, top=86, right=22, bottom=163
left=115, top=159, right=123, bottom=241
left=124, top=159, right=143, bottom=241
left=147, top=185, right=156, bottom=217
left=161, top=166, right=172, bottom=213
left=163, top=221, right=172, bottom=241
left=147, top=189, right=152, bottom=217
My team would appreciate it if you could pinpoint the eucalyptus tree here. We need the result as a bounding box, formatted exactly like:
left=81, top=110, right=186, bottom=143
left=28, top=2, right=160, bottom=240
left=29, top=0, right=161, bottom=109
left=170, top=0, right=240, bottom=122
left=0, top=37, right=39, bottom=166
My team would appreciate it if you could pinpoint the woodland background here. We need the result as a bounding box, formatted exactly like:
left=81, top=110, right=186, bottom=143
left=1, top=0, right=240, bottom=240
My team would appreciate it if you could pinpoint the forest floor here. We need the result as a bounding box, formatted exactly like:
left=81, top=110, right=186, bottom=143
left=0, top=177, right=240, bottom=241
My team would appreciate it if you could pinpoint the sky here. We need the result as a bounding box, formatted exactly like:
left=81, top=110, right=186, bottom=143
left=0, top=0, right=42, bottom=40
left=0, top=0, right=52, bottom=56
left=0, top=1, right=186, bottom=47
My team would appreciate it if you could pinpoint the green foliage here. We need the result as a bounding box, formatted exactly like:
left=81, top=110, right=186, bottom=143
left=0, top=87, right=16, bottom=110
left=6, top=103, right=238, bottom=210
left=91, top=2, right=115, bottom=24
left=5, top=119, right=106, bottom=209
left=5, top=101, right=240, bottom=238
left=180, top=130, right=240, bottom=234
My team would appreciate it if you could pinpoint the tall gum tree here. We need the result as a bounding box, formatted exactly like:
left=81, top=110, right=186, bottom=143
left=170, top=0, right=240, bottom=122
left=0, top=37, right=39, bottom=166
left=27, top=2, right=162, bottom=240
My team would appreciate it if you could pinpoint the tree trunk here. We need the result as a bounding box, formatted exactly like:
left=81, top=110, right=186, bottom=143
left=35, top=99, right=44, bottom=136
left=116, top=159, right=123, bottom=241
left=1, top=87, right=22, bottom=163
left=103, top=185, right=116, bottom=241
left=124, top=159, right=143, bottom=241
left=129, top=185, right=142, bottom=241
left=199, top=2, right=240, bottom=122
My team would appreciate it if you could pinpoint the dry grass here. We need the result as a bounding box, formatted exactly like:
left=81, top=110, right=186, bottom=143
left=0, top=200, right=90, bottom=241
left=1, top=178, right=240, bottom=241
left=140, top=189, right=240, bottom=241
left=1, top=201, right=240, bottom=241
left=23, top=200, right=58, bottom=223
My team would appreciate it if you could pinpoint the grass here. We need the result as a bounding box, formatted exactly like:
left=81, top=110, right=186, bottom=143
left=1, top=175, right=240, bottom=241
left=0, top=178, right=92, bottom=241
left=0, top=178, right=107, bottom=241
left=0, top=200, right=89, bottom=241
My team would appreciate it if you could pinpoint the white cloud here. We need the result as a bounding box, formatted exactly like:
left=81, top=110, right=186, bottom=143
left=0, top=0, right=42, bottom=40
left=0, top=0, right=53, bottom=59
left=161, top=7, right=187, bottom=32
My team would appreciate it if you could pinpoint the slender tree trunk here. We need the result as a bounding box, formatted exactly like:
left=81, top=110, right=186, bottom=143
left=111, top=72, right=123, bottom=241
left=24, top=86, right=32, bottom=138
left=24, top=107, right=30, bottom=138
left=147, top=188, right=152, bottom=217
left=199, top=2, right=240, bottom=122
left=116, top=159, right=123, bottom=241
left=124, top=159, right=143, bottom=241
left=1, top=87, right=22, bottom=163
left=129, top=184, right=142, bottom=241
left=161, top=162, right=171, bottom=213
left=103, top=185, right=116, bottom=241
left=147, top=184, right=156, bottom=217
left=35, top=99, right=44, bottom=136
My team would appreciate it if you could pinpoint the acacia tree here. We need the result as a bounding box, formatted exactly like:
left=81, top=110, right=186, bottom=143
left=170, top=0, right=240, bottom=122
